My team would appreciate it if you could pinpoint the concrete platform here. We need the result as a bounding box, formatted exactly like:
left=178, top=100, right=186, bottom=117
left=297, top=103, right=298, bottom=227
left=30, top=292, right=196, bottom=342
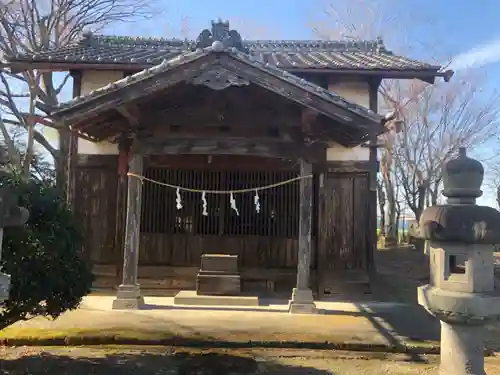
left=0, top=295, right=442, bottom=352
left=174, top=290, right=260, bottom=306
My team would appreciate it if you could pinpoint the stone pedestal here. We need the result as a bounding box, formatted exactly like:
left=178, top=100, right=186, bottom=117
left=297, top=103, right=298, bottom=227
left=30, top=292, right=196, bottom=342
left=112, top=284, right=144, bottom=310
left=440, top=321, right=485, bottom=375
left=419, top=284, right=500, bottom=375
left=196, top=254, right=241, bottom=296
left=288, top=288, right=317, bottom=314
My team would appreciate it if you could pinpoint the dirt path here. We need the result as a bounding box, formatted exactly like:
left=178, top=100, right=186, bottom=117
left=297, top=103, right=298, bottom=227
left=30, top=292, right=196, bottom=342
left=3, top=346, right=500, bottom=375
left=374, top=248, right=500, bottom=304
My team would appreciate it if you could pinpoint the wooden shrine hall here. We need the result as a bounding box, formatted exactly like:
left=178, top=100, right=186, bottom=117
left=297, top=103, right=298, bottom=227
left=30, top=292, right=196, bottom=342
left=7, top=20, right=449, bottom=310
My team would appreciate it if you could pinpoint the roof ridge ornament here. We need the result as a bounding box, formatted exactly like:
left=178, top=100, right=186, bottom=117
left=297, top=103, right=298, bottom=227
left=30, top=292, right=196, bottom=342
left=78, top=27, right=95, bottom=46
left=375, top=36, right=386, bottom=53
left=195, top=19, right=248, bottom=53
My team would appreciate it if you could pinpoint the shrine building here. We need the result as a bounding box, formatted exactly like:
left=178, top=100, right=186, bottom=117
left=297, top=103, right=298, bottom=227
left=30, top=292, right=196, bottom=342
left=6, top=20, right=451, bottom=306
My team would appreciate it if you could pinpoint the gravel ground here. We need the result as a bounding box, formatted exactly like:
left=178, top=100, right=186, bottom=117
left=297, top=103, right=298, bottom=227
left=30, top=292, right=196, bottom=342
left=2, top=346, right=500, bottom=375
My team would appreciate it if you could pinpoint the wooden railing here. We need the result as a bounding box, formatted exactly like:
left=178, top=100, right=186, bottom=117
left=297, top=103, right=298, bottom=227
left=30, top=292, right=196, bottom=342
left=140, top=168, right=300, bottom=238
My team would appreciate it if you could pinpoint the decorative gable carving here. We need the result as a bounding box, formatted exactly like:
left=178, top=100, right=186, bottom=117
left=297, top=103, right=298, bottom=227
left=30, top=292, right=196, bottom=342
left=190, top=66, right=250, bottom=91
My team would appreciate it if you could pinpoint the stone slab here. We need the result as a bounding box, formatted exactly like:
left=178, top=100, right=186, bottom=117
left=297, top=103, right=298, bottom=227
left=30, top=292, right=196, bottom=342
left=174, top=290, right=260, bottom=306
left=288, top=302, right=318, bottom=314
left=200, top=254, right=238, bottom=273
left=112, top=296, right=145, bottom=310
left=289, top=288, right=317, bottom=314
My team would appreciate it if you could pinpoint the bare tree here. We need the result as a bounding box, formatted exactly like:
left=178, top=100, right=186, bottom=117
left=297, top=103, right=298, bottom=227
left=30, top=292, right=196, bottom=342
left=308, top=0, right=448, bottom=60
left=484, top=157, right=500, bottom=209
left=382, top=75, right=500, bottom=221
left=308, top=0, right=445, bottom=243
left=376, top=176, right=386, bottom=237
left=0, top=0, right=159, bottom=188
left=310, top=0, right=500, bottom=248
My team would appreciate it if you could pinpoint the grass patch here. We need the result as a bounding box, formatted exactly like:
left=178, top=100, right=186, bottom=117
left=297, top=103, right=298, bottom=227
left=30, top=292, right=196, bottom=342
left=0, top=326, right=444, bottom=355
left=0, top=327, right=206, bottom=346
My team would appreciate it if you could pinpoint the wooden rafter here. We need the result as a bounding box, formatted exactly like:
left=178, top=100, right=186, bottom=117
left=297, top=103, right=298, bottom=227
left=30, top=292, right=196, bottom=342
left=116, top=103, right=141, bottom=128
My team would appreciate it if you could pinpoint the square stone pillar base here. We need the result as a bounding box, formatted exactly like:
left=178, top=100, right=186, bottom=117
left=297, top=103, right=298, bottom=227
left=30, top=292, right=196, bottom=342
left=112, top=284, right=144, bottom=310
left=288, top=288, right=317, bottom=314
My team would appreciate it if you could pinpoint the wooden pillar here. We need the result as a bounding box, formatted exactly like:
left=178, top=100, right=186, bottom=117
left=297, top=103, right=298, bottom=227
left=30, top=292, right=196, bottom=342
left=289, top=158, right=317, bottom=314
left=368, top=78, right=381, bottom=274
left=114, top=137, right=131, bottom=285
left=112, top=149, right=144, bottom=310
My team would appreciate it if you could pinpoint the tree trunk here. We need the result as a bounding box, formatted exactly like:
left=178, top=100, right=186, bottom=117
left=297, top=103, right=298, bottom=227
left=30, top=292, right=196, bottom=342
left=395, top=200, right=401, bottom=244
left=22, top=95, right=36, bottom=177
left=383, top=174, right=397, bottom=247
left=416, top=183, right=426, bottom=221
left=377, top=179, right=386, bottom=237
left=410, top=183, right=427, bottom=252
left=429, top=179, right=441, bottom=206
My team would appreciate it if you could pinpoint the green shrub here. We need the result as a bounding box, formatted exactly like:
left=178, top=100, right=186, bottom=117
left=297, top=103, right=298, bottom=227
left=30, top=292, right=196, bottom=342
left=0, top=172, right=93, bottom=328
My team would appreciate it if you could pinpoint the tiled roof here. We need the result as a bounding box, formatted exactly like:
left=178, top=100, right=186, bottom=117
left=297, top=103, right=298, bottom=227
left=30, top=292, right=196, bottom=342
left=53, top=41, right=382, bottom=135
left=9, top=33, right=440, bottom=72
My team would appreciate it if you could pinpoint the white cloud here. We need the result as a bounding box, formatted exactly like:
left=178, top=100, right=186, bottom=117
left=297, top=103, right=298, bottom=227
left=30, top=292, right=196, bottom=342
left=449, top=37, right=500, bottom=71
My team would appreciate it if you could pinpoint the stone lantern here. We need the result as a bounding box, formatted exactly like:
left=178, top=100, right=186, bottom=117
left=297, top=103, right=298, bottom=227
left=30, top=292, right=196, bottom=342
left=411, top=147, right=500, bottom=375
left=0, top=184, right=29, bottom=302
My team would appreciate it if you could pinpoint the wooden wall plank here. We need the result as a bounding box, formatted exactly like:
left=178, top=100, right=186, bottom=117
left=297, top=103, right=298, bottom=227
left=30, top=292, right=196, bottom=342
left=74, top=164, right=118, bottom=264
left=317, top=172, right=371, bottom=294
left=92, top=264, right=317, bottom=296
left=136, top=233, right=299, bottom=268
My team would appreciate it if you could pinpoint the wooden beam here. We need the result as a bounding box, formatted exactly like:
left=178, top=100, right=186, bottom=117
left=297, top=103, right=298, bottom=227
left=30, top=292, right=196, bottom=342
left=75, top=117, right=130, bottom=141
left=76, top=154, right=118, bottom=168
left=136, top=136, right=304, bottom=159
left=322, top=160, right=373, bottom=173
left=301, top=108, right=318, bottom=134
left=146, top=154, right=299, bottom=171
left=116, top=104, right=141, bottom=128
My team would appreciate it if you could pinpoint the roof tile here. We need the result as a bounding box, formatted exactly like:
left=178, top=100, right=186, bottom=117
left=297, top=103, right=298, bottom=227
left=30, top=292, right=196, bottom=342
left=9, top=32, right=439, bottom=72
left=54, top=44, right=381, bottom=127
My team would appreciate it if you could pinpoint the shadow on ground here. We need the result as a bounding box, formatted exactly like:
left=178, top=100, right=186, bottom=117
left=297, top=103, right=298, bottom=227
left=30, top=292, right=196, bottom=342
left=0, top=350, right=333, bottom=375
